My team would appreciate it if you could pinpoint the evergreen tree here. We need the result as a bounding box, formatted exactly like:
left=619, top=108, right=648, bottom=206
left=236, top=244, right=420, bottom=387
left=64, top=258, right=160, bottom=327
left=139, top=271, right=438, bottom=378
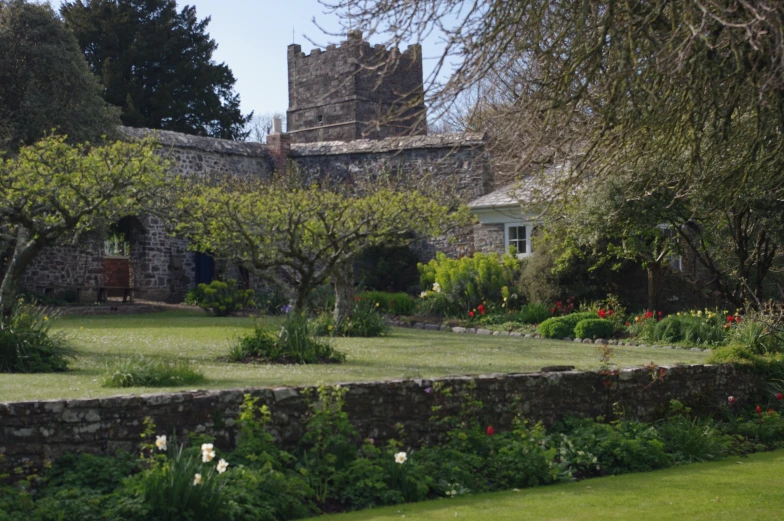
left=0, top=0, right=120, bottom=152
left=61, top=0, right=251, bottom=140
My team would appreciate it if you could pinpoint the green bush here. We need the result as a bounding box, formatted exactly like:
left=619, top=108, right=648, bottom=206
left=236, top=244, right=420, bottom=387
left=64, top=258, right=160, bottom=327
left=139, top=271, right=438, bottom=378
left=194, top=279, right=255, bottom=316
left=518, top=302, right=552, bottom=324
left=0, top=301, right=73, bottom=373
left=574, top=318, right=615, bottom=339
left=310, top=299, right=389, bottom=338
left=359, top=291, right=416, bottom=316
left=538, top=312, right=596, bottom=338
left=102, top=356, right=206, bottom=388
left=641, top=314, right=727, bottom=346
left=229, top=314, right=346, bottom=364
left=418, top=251, right=521, bottom=316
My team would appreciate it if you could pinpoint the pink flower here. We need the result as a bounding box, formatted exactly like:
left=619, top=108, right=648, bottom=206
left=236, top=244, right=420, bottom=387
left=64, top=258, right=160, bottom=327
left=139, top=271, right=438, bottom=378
left=728, top=396, right=736, bottom=405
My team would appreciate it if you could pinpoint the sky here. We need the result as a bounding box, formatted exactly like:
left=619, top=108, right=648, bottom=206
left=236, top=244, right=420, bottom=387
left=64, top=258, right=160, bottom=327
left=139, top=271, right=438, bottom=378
left=52, top=0, right=447, bottom=121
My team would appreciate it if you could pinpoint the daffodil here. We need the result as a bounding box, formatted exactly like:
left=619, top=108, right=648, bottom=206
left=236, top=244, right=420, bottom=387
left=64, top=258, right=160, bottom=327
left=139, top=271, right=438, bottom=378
left=201, top=443, right=216, bottom=463
left=216, top=459, right=229, bottom=474
left=394, top=451, right=407, bottom=464
left=193, top=473, right=202, bottom=486
left=155, top=435, right=167, bottom=451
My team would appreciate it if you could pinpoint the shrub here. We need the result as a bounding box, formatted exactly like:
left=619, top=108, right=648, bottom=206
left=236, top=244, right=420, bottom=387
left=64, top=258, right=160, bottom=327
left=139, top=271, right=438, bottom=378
left=657, top=403, right=730, bottom=463
left=359, top=291, right=416, bottom=316
left=310, top=299, right=389, bottom=338
left=518, top=302, right=552, bottom=324
left=418, top=251, right=521, bottom=315
left=230, top=314, right=346, bottom=364
left=102, top=356, right=206, bottom=388
left=538, top=312, right=596, bottom=338
left=0, top=301, right=72, bottom=373
left=574, top=319, right=615, bottom=340
left=193, top=279, right=255, bottom=316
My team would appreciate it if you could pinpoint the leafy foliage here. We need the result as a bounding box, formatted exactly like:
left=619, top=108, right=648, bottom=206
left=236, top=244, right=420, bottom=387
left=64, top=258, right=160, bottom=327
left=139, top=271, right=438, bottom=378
left=175, top=174, right=459, bottom=317
left=0, top=0, right=120, bottom=151
left=0, top=301, right=72, bottom=373
left=310, top=299, right=389, bottom=338
left=538, top=312, right=596, bottom=339
left=193, top=279, right=255, bottom=317
left=228, top=314, right=346, bottom=364
left=101, top=355, right=205, bottom=388
left=573, top=319, right=614, bottom=340
left=418, top=251, right=522, bottom=316
left=61, top=0, right=250, bottom=139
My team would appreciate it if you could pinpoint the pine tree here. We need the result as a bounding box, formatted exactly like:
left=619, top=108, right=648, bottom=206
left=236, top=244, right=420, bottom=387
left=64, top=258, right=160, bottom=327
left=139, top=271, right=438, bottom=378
left=0, top=0, right=120, bottom=152
left=61, top=0, right=251, bottom=140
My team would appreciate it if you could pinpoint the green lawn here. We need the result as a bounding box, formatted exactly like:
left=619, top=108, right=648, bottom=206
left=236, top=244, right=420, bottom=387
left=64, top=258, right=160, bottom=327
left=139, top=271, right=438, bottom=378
left=1, top=310, right=707, bottom=402
left=324, top=450, right=784, bottom=521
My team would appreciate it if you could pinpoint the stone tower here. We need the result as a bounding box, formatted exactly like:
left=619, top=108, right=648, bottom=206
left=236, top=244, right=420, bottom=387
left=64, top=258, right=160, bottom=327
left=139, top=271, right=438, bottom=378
left=286, top=31, right=426, bottom=143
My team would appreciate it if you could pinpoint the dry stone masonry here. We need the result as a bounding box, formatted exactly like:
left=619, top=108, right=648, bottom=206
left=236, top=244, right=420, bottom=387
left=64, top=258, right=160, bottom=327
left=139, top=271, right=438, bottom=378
left=0, top=364, right=760, bottom=476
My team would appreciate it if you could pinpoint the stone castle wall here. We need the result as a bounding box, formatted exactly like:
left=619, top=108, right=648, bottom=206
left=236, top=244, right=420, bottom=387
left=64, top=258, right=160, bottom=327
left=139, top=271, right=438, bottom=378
left=287, top=31, right=426, bottom=143
left=0, top=364, right=760, bottom=476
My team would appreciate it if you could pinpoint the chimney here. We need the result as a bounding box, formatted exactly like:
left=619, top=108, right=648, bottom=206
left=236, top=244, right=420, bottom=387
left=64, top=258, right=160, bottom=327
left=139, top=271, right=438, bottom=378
left=266, top=116, right=291, bottom=173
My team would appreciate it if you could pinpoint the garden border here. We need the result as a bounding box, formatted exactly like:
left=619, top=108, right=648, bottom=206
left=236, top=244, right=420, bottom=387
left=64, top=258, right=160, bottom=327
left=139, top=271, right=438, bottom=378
left=0, top=363, right=759, bottom=477
left=387, top=319, right=712, bottom=353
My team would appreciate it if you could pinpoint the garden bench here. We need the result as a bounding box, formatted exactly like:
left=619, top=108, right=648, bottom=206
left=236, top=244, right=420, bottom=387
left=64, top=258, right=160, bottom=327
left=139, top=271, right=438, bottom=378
left=97, top=286, right=135, bottom=304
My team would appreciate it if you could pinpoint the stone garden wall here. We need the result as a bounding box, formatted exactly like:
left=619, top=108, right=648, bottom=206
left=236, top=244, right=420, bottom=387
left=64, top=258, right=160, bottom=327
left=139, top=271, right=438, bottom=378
left=0, top=364, right=760, bottom=475
left=291, top=133, right=493, bottom=258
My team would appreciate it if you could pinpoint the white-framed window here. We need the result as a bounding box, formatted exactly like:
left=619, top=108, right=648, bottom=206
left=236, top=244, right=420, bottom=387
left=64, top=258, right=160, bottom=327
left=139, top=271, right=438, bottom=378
left=505, top=223, right=533, bottom=257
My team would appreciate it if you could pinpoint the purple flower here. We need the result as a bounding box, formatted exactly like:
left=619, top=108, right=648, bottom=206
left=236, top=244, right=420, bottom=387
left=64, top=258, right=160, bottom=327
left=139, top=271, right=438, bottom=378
left=424, top=387, right=432, bottom=394
left=280, top=304, right=292, bottom=314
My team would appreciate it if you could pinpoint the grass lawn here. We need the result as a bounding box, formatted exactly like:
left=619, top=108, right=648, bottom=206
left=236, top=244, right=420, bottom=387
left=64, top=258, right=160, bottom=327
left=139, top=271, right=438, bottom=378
left=1, top=310, right=707, bottom=402
left=324, top=450, right=784, bottom=521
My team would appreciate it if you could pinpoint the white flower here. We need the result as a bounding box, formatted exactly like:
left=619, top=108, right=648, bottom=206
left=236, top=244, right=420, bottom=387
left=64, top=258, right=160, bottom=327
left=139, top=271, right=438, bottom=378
left=216, top=458, right=229, bottom=474
left=432, top=282, right=442, bottom=293
left=201, top=443, right=216, bottom=463
left=420, top=291, right=428, bottom=299
left=155, top=435, right=167, bottom=452
left=193, top=473, right=202, bottom=486
left=394, top=451, right=407, bottom=464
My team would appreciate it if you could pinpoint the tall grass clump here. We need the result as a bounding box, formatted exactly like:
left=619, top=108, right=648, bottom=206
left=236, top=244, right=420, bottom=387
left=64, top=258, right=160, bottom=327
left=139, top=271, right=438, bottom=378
left=102, top=356, right=206, bottom=388
left=0, top=300, right=73, bottom=373
left=228, top=313, right=346, bottom=364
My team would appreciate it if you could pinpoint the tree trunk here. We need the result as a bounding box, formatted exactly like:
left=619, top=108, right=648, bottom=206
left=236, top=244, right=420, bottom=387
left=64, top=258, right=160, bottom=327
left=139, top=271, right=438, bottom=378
left=332, top=262, right=355, bottom=326
left=647, top=262, right=661, bottom=312
left=0, top=228, right=41, bottom=316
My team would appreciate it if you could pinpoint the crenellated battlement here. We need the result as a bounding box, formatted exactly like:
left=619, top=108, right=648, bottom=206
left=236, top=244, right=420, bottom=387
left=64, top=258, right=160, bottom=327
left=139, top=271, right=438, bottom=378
left=287, top=31, right=426, bottom=143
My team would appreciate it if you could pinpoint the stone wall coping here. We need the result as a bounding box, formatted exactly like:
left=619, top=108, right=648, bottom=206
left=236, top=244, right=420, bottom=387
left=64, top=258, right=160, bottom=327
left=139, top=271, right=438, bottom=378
left=0, top=364, right=730, bottom=409
left=119, top=127, right=272, bottom=158
left=290, top=132, right=486, bottom=157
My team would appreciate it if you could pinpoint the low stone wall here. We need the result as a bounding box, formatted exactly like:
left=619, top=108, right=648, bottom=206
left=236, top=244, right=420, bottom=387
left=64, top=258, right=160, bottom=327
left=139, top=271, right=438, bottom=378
left=0, top=365, right=760, bottom=475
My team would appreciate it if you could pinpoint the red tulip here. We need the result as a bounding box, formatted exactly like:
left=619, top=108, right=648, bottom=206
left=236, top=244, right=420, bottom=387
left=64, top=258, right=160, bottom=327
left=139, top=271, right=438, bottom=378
left=608, top=310, right=614, bottom=316
left=598, top=310, right=607, bottom=319
left=468, top=311, right=475, bottom=318
left=728, top=396, right=736, bottom=405
left=486, top=426, right=495, bottom=436
left=756, top=405, right=763, bottom=414
left=625, top=322, right=631, bottom=327
left=777, top=392, right=783, bottom=401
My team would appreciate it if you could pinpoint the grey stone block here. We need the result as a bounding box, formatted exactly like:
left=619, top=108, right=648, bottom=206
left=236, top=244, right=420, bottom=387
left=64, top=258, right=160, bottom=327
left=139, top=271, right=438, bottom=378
left=476, top=329, right=492, bottom=335
left=452, top=327, right=467, bottom=333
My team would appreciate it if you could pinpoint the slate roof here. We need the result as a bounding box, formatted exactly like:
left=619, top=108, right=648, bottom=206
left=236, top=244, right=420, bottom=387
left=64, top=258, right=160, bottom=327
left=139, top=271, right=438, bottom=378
left=468, top=164, right=570, bottom=210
